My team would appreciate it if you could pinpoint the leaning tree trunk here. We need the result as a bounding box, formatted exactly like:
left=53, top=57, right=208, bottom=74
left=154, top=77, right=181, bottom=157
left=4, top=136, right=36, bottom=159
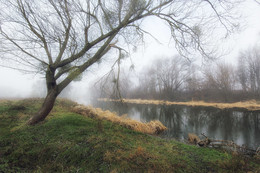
left=28, top=67, right=59, bottom=125
left=27, top=88, right=58, bottom=125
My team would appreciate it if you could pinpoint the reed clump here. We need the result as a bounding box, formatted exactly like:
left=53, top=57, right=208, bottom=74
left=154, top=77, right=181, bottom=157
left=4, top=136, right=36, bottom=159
left=72, top=105, right=167, bottom=135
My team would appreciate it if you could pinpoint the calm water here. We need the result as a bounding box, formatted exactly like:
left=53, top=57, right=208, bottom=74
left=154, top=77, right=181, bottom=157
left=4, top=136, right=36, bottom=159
left=94, top=101, right=260, bottom=149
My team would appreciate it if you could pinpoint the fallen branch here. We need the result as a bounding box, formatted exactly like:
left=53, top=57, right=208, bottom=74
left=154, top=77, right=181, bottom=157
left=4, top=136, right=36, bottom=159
left=188, top=133, right=259, bottom=157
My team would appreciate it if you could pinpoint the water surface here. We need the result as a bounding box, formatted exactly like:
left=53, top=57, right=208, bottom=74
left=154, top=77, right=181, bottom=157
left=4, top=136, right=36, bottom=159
left=94, top=101, right=260, bottom=149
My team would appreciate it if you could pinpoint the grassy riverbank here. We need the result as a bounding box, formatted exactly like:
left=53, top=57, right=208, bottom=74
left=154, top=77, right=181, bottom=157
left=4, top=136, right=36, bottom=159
left=99, top=98, right=260, bottom=111
left=0, top=99, right=259, bottom=172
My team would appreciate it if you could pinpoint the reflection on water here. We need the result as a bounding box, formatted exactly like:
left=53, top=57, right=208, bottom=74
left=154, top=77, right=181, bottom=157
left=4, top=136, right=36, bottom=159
left=94, top=101, right=260, bottom=149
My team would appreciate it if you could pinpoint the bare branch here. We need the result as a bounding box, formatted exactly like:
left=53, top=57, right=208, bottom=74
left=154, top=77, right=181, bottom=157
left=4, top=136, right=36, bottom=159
left=17, top=0, right=53, bottom=64
left=57, top=30, right=119, bottom=93
left=0, top=30, right=48, bottom=65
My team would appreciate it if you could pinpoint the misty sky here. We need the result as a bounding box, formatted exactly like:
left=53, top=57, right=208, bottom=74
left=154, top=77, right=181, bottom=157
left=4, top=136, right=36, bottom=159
left=0, top=1, right=260, bottom=105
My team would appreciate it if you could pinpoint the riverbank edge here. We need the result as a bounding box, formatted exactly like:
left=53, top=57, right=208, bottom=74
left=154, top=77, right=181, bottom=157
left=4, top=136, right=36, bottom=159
left=0, top=98, right=259, bottom=172
left=99, top=98, right=260, bottom=111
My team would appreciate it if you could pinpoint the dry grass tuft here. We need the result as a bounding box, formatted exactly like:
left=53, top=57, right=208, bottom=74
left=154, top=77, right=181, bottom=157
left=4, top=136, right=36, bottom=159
left=188, top=133, right=200, bottom=145
left=72, top=105, right=167, bottom=135
left=128, top=146, right=152, bottom=161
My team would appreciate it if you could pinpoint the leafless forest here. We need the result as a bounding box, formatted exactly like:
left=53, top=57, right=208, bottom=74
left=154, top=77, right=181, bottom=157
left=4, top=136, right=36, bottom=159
left=94, top=46, right=260, bottom=103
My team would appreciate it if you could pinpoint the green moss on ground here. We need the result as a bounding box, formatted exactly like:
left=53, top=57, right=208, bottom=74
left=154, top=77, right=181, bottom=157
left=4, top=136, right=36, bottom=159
left=0, top=99, right=259, bottom=172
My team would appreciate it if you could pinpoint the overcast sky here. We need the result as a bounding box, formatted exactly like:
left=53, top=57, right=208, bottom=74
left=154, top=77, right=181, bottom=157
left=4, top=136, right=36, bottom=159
left=0, top=0, right=260, bottom=104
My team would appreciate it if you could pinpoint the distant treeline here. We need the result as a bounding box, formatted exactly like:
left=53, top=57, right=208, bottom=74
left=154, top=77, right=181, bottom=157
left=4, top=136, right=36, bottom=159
left=92, top=46, right=260, bottom=103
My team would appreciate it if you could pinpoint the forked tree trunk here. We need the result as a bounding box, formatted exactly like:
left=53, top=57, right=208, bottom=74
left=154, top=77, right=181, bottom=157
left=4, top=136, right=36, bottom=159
left=27, top=89, right=58, bottom=125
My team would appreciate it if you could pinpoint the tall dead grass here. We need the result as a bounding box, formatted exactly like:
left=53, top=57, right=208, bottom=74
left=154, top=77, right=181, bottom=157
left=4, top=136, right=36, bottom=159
left=99, top=98, right=260, bottom=111
left=72, top=105, right=167, bottom=135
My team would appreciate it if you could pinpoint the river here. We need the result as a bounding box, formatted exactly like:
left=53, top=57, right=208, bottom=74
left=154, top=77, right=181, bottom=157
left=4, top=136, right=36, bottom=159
left=94, top=101, right=260, bottom=149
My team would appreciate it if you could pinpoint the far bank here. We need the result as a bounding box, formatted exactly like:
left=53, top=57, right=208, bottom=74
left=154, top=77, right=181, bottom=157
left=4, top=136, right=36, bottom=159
left=99, top=98, right=260, bottom=111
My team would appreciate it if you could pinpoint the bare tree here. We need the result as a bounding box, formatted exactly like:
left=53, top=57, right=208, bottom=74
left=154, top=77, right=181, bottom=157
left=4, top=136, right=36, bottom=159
left=237, top=47, right=260, bottom=98
left=0, top=0, right=239, bottom=124
left=202, top=63, right=236, bottom=102
left=215, top=63, right=236, bottom=102
left=184, top=64, right=203, bottom=101
left=132, top=66, right=159, bottom=99
left=155, top=56, right=190, bottom=100
left=93, top=68, right=132, bottom=99
left=237, top=57, right=247, bottom=91
left=132, top=56, right=191, bottom=100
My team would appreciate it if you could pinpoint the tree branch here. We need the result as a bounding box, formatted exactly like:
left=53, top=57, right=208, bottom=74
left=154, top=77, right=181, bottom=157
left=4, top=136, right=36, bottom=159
left=17, top=0, right=53, bottom=64
left=57, top=31, right=118, bottom=93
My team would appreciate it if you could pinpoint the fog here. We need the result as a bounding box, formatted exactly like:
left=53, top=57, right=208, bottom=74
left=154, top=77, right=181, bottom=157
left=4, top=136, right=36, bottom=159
left=0, top=1, right=260, bottom=105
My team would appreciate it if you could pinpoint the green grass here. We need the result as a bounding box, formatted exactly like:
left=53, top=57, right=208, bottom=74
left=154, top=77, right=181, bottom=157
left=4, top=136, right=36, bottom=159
left=0, top=99, right=259, bottom=172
